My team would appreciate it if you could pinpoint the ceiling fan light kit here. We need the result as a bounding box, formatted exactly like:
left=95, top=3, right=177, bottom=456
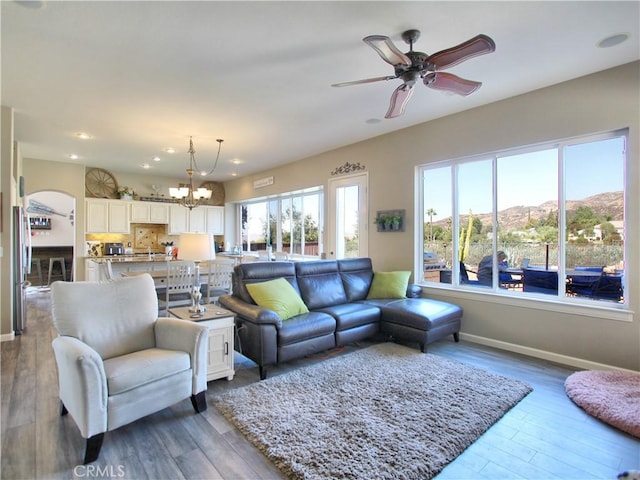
left=333, top=29, right=496, bottom=119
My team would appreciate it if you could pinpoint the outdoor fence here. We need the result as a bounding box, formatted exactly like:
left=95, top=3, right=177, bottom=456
left=425, top=242, right=624, bottom=270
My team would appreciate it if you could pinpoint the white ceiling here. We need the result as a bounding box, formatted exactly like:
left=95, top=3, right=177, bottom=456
left=2, top=1, right=638, bottom=183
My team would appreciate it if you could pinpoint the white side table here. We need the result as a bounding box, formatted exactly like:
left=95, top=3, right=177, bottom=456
left=169, top=306, right=235, bottom=382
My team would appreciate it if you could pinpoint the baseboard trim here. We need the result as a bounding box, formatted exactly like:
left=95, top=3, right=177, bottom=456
left=0, top=331, right=16, bottom=342
left=460, top=333, right=637, bottom=373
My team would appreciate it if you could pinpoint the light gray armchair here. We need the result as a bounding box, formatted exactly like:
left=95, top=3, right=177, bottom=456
left=50, top=274, right=209, bottom=464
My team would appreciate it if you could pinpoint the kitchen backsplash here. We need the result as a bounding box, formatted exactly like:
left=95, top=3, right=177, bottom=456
left=85, top=223, right=177, bottom=254
left=85, top=223, right=223, bottom=255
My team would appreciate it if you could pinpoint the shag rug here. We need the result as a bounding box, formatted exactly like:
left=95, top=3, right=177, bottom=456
left=214, top=342, right=532, bottom=480
left=565, top=370, right=640, bottom=438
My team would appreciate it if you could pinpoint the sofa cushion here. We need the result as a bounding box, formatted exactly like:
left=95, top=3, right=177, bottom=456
left=295, top=260, right=348, bottom=310
left=103, top=348, right=190, bottom=395
left=277, top=311, right=337, bottom=346
left=338, top=258, right=374, bottom=302
left=246, top=278, right=309, bottom=320
left=233, top=261, right=299, bottom=305
left=366, top=271, right=411, bottom=299
left=316, top=303, right=381, bottom=331
left=378, top=298, right=463, bottom=330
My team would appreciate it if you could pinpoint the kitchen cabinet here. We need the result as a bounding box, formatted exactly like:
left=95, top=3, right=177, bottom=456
left=188, top=207, right=206, bottom=232
left=205, top=207, right=224, bottom=235
left=168, top=205, right=189, bottom=234
left=86, top=199, right=130, bottom=233
left=168, top=205, right=223, bottom=235
left=130, top=201, right=169, bottom=224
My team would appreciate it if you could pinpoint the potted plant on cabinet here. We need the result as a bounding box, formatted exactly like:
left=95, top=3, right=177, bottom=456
left=116, top=186, right=136, bottom=200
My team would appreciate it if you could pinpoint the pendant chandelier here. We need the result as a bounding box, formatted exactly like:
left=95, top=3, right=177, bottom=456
left=170, top=137, right=224, bottom=210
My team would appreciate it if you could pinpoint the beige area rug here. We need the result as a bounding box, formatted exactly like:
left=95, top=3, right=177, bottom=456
left=214, top=342, right=532, bottom=480
left=565, top=370, right=640, bottom=438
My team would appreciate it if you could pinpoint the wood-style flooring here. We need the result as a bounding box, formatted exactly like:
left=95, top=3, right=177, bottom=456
left=1, top=287, right=638, bottom=479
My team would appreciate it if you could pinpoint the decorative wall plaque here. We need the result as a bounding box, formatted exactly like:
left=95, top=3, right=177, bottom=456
left=330, top=162, right=366, bottom=176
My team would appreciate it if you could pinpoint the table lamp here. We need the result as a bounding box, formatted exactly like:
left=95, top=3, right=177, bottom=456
left=178, top=232, right=214, bottom=314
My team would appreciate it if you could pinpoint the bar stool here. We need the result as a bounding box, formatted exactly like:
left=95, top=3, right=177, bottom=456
left=48, top=257, right=67, bottom=285
left=31, top=257, right=44, bottom=286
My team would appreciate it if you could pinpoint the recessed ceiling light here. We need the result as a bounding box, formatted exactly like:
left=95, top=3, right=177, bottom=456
left=366, top=118, right=381, bottom=124
left=142, top=164, right=150, bottom=169
left=597, top=33, right=630, bottom=48
left=164, top=147, right=175, bottom=154
left=231, top=158, right=243, bottom=165
left=68, top=154, right=79, bottom=160
left=75, top=132, right=92, bottom=140
left=231, top=172, right=238, bottom=177
left=152, top=156, right=161, bottom=162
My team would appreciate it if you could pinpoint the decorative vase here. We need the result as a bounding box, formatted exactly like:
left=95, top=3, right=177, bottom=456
left=120, top=194, right=133, bottom=200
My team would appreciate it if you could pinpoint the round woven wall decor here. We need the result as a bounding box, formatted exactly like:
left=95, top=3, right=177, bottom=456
left=200, top=181, right=225, bottom=206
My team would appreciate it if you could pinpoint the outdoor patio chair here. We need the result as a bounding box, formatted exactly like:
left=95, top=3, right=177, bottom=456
left=522, top=268, right=558, bottom=295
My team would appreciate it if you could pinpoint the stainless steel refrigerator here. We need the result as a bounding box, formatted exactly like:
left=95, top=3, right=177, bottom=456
left=13, top=206, right=31, bottom=334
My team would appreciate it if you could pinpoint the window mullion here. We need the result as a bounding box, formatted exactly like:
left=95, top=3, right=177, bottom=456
left=558, top=144, right=566, bottom=296
left=452, top=164, right=460, bottom=284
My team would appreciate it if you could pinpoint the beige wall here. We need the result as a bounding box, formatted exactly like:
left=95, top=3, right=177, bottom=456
left=8, top=62, right=638, bottom=369
left=224, top=62, right=639, bottom=370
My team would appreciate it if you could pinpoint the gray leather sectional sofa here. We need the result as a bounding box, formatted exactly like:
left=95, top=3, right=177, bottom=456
left=219, top=257, right=463, bottom=379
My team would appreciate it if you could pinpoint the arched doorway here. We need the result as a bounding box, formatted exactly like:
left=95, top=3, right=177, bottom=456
left=25, top=191, right=76, bottom=286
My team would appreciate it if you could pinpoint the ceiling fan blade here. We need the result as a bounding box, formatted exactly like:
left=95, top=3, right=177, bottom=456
left=385, top=84, right=414, bottom=119
left=424, top=72, right=482, bottom=96
left=363, top=35, right=412, bottom=67
left=427, top=34, right=496, bottom=70
left=331, top=75, right=396, bottom=87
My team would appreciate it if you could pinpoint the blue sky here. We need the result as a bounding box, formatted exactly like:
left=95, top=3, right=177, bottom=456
left=424, top=136, right=624, bottom=222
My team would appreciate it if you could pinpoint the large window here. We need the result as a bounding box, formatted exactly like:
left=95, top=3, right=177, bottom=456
left=420, top=130, right=627, bottom=307
left=241, top=188, right=323, bottom=257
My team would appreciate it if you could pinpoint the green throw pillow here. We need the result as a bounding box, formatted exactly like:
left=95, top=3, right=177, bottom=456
left=366, top=271, right=411, bottom=299
left=246, top=278, right=309, bottom=320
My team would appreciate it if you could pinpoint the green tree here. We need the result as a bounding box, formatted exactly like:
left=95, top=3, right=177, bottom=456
left=599, top=221, right=616, bottom=241
left=536, top=225, right=558, bottom=243
left=567, top=206, right=599, bottom=234
left=426, top=208, right=437, bottom=241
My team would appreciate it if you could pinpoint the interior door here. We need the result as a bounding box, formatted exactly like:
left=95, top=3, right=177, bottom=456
left=327, top=173, right=368, bottom=259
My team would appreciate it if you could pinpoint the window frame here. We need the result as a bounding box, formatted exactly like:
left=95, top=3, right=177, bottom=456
left=239, top=187, right=324, bottom=258
left=416, top=129, right=630, bottom=319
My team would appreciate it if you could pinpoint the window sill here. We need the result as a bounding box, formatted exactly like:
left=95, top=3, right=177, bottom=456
left=422, top=283, right=634, bottom=323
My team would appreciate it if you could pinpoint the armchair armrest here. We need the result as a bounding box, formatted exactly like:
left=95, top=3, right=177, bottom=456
left=154, top=318, right=208, bottom=394
left=219, top=295, right=283, bottom=328
left=51, top=336, right=108, bottom=439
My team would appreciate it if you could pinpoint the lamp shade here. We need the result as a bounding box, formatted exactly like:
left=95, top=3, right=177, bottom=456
left=178, top=232, right=214, bottom=261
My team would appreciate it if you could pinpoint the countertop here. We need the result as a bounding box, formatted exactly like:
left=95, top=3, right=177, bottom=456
left=86, top=255, right=175, bottom=263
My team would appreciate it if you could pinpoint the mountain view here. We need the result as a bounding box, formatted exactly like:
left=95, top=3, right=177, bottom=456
left=434, top=191, right=623, bottom=232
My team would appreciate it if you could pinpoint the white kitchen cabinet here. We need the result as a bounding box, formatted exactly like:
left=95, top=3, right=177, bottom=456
left=150, top=203, right=170, bottom=223
left=205, top=206, right=224, bottom=235
left=130, top=201, right=169, bottom=224
left=84, top=259, right=101, bottom=282
left=86, top=199, right=130, bottom=233
left=86, top=199, right=108, bottom=233
left=188, top=207, right=206, bottom=232
left=168, top=205, right=223, bottom=235
left=108, top=202, right=130, bottom=233
left=168, top=205, right=189, bottom=234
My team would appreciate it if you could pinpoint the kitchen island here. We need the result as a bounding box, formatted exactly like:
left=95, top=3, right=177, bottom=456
left=85, top=255, right=177, bottom=281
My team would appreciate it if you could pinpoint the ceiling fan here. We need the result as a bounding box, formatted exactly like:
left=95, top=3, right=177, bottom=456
left=332, top=29, right=496, bottom=119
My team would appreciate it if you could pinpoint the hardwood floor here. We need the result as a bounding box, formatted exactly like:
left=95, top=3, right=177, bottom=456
left=2, top=287, right=638, bottom=479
